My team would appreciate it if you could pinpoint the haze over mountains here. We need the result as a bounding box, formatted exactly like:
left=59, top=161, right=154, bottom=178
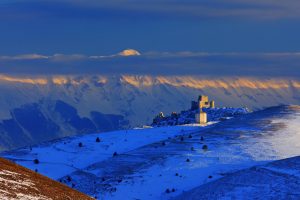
left=0, top=74, right=299, bottom=151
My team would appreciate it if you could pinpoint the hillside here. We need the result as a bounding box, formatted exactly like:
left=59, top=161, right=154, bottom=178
left=0, top=75, right=299, bottom=151
left=0, top=158, right=93, bottom=200
left=175, top=156, right=300, bottom=200
left=3, top=105, right=300, bottom=199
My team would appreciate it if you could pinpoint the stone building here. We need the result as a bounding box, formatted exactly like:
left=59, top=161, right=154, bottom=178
left=192, top=95, right=215, bottom=124
left=195, top=110, right=207, bottom=124
left=191, top=95, right=215, bottom=110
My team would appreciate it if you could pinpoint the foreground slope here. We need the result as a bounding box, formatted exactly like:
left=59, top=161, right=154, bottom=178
left=3, top=105, right=300, bottom=199
left=175, top=156, right=300, bottom=200
left=0, top=158, right=93, bottom=200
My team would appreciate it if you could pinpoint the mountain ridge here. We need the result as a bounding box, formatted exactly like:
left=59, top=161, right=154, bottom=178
left=0, top=75, right=299, bottom=151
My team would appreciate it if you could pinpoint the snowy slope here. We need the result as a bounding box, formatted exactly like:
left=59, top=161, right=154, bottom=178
left=0, top=74, right=300, bottom=151
left=174, top=156, right=300, bottom=200
left=2, top=105, right=300, bottom=199
left=2, top=125, right=202, bottom=180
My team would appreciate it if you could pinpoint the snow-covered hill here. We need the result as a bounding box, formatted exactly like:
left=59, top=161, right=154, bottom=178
left=2, top=105, right=300, bottom=199
left=175, top=156, right=300, bottom=200
left=0, top=74, right=299, bottom=151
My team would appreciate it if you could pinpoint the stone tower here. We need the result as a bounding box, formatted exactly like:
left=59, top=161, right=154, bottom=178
left=210, top=100, right=215, bottom=108
left=198, top=95, right=209, bottom=108
left=195, top=110, right=207, bottom=124
left=195, top=96, right=208, bottom=124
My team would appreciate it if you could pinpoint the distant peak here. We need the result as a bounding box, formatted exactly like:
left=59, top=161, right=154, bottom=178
left=118, top=49, right=141, bottom=56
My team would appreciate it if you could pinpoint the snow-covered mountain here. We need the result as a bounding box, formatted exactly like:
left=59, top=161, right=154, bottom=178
left=2, top=105, right=300, bottom=199
left=0, top=74, right=299, bottom=151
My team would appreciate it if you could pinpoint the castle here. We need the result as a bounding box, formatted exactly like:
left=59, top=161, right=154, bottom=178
left=192, top=95, right=215, bottom=124
left=152, top=95, right=215, bottom=126
left=191, top=95, right=215, bottom=110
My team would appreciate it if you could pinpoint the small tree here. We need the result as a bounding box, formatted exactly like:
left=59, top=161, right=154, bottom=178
left=113, top=152, right=118, bottom=157
left=33, top=159, right=39, bottom=164
left=78, top=142, right=83, bottom=147
left=202, top=145, right=208, bottom=150
left=96, top=137, right=101, bottom=142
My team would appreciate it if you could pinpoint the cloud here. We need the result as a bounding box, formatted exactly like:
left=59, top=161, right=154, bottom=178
left=50, top=54, right=88, bottom=62
left=0, top=50, right=142, bottom=62
left=47, top=0, right=300, bottom=19
left=0, top=54, right=48, bottom=60
left=2, top=0, right=300, bottom=20
left=59, top=0, right=300, bottom=19
left=0, top=51, right=299, bottom=78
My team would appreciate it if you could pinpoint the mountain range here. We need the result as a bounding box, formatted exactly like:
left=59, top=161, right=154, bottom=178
left=0, top=75, right=299, bottom=151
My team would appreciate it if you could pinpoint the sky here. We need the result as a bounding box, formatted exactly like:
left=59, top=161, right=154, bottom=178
left=0, top=0, right=300, bottom=77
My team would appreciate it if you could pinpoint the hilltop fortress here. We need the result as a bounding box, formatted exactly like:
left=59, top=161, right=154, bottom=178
left=193, top=95, right=215, bottom=124
left=191, top=95, right=215, bottom=111
left=152, top=95, right=248, bottom=127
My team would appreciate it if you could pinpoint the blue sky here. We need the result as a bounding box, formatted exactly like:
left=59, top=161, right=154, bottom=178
left=0, top=0, right=300, bottom=76
left=1, top=0, right=300, bottom=55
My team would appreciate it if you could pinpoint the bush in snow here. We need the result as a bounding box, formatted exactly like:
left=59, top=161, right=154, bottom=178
left=202, top=145, right=208, bottom=150
left=33, top=159, right=39, bottom=164
left=66, top=176, right=72, bottom=182
left=113, top=152, right=118, bottom=157
left=78, top=142, right=83, bottom=147
left=96, top=137, right=101, bottom=142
